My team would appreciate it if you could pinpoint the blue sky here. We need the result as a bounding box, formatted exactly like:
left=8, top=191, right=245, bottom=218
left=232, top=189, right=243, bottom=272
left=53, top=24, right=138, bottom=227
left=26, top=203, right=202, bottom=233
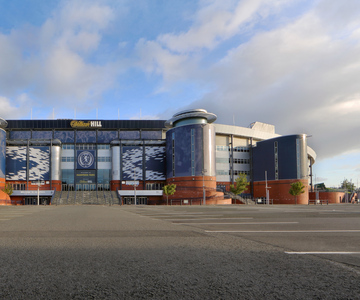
left=0, top=0, right=360, bottom=188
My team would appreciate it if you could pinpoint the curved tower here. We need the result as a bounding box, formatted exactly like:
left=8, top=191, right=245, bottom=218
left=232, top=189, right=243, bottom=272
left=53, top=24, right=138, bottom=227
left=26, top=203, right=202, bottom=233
left=165, top=109, right=228, bottom=204
left=0, top=117, right=7, bottom=190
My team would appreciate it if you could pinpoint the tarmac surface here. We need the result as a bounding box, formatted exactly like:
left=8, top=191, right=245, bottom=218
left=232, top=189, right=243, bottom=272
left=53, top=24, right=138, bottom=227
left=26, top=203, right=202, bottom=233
left=0, top=204, right=359, bottom=299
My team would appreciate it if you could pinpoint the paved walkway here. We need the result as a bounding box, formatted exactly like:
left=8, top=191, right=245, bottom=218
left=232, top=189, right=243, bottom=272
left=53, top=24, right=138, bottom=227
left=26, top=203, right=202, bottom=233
left=0, top=204, right=359, bottom=299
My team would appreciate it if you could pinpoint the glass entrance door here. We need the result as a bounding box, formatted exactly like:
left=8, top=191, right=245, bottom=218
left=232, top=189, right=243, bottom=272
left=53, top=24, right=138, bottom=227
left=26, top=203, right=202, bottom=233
left=123, top=197, right=147, bottom=205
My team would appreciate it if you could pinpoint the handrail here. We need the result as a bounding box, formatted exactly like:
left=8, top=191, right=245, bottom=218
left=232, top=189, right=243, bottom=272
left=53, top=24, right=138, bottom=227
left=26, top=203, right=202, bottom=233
left=308, top=199, right=329, bottom=205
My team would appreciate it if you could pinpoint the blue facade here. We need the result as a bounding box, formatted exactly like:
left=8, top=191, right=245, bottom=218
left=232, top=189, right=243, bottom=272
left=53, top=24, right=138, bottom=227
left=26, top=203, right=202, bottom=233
left=145, top=146, right=166, bottom=180
left=252, top=135, right=307, bottom=181
left=166, top=124, right=204, bottom=178
left=54, top=131, right=75, bottom=143
left=0, top=129, right=6, bottom=179
left=28, top=146, right=50, bottom=181
left=6, top=146, right=27, bottom=180
left=97, top=131, right=118, bottom=143
left=5, top=146, right=50, bottom=181
left=122, top=146, right=143, bottom=180
left=32, top=131, right=53, bottom=139
left=10, top=131, right=31, bottom=140
left=76, top=131, right=97, bottom=143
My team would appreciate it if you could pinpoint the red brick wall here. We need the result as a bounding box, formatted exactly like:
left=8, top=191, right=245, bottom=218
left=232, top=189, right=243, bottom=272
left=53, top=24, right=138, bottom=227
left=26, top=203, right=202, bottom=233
left=0, top=178, right=5, bottom=189
left=164, top=176, right=228, bottom=204
left=309, top=191, right=345, bottom=204
left=253, top=179, right=309, bottom=204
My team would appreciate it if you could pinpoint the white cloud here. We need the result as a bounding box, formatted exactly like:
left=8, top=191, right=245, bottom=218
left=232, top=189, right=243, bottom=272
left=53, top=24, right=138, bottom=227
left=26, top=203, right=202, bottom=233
left=0, top=0, right=117, bottom=117
left=135, top=39, right=197, bottom=85
left=157, top=0, right=288, bottom=53
left=138, top=0, right=360, bottom=163
left=0, top=96, right=30, bottom=119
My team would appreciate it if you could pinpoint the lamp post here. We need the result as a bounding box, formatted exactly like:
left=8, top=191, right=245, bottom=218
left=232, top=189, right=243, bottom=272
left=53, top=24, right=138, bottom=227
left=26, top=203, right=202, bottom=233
left=37, top=179, right=41, bottom=206
left=202, top=169, right=207, bottom=205
left=133, top=167, right=137, bottom=206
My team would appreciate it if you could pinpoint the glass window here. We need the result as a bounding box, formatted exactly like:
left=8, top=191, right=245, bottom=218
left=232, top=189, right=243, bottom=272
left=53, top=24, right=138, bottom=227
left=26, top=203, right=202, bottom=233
left=62, top=144, right=74, bottom=150
left=76, top=144, right=96, bottom=150
left=97, top=144, right=110, bottom=150
left=97, top=169, right=111, bottom=185
left=61, top=169, right=74, bottom=184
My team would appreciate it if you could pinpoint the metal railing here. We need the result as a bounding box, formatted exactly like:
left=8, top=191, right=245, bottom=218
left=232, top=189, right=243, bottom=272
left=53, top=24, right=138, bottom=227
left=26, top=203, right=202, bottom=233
left=308, top=199, right=329, bottom=205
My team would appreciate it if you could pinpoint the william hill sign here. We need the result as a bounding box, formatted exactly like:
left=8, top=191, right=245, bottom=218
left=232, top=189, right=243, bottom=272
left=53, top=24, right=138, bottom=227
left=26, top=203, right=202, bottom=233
left=70, top=120, right=102, bottom=128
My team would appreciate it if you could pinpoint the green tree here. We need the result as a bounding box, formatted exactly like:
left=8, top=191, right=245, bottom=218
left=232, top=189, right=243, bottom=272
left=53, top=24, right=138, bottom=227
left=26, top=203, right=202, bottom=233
left=289, top=181, right=305, bottom=205
left=163, top=184, right=176, bottom=205
left=341, top=179, right=355, bottom=192
left=1, top=183, right=13, bottom=196
left=230, top=173, right=249, bottom=195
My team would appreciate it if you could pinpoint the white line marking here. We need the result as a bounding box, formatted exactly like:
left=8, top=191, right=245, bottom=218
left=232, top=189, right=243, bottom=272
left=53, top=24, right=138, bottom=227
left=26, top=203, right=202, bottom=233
left=174, top=222, right=299, bottom=225
left=153, top=215, right=223, bottom=218
left=285, top=252, right=360, bottom=255
left=0, top=219, right=11, bottom=221
left=205, top=230, right=360, bottom=233
left=163, top=217, right=254, bottom=221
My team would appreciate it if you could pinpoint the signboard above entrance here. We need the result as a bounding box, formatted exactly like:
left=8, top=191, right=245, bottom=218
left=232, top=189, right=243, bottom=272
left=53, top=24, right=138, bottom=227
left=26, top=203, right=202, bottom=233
left=70, top=120, right=102, bottom=128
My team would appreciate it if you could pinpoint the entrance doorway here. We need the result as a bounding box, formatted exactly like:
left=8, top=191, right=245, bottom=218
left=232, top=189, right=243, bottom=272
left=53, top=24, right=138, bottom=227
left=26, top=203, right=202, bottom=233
left=123, top=197, right=148, bottom=205
left=24, top=197, right=49, bottom=205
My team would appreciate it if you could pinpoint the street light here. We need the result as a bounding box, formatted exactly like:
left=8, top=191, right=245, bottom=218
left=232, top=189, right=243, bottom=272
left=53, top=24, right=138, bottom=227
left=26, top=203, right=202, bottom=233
left=133, top=167, right=137, bottom=206
left=202, top=169, right=207, bottom=205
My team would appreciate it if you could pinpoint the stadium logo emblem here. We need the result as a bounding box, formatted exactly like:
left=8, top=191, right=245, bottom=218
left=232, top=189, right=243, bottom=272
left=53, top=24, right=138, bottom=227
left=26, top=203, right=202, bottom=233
left=78, top=151, right=94, bottom=168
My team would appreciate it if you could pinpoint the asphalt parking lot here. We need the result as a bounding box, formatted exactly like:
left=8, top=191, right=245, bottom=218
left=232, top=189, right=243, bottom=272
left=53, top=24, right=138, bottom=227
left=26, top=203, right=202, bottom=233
left=0, top=204, right=359, bottom=299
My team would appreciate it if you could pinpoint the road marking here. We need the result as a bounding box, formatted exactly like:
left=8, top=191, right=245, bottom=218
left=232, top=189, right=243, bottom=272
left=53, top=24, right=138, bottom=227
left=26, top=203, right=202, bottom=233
left=0, top=219, right=10, bottom=221
left=285, top=252, right=360, bottom=255
left=163, top=217, right=254, bottom=221
left=153, top=214, right=224, bottom=218
left=174, top=222, right=298, bottom=225
left=205, top=230, right=360, bottom=233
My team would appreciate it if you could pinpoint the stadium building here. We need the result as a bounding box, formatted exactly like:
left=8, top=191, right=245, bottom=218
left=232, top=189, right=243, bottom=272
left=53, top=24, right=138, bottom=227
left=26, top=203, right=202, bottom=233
left=0, top=109, right=316, bottom=205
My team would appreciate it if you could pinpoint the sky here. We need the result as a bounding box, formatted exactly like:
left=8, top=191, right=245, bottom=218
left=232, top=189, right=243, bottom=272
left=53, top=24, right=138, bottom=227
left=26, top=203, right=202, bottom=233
left=0, top=0, right=360, bottom=188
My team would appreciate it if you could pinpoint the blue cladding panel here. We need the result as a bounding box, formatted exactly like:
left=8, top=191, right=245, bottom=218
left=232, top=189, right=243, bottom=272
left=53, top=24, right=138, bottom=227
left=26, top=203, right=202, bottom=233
left=76, top=131, right=96, bottom=143
left=166, top=125, right=203, bottom=178
left=145, top=146, right=165, bottom=180
left=122, top=146, right=143, bottom=180
left=141, top=131, right=162, bottom=140
left=32, top=131, right=53, bottom=139
left=119, top=131, right=140, bottom=139
left=10, top=131, right=31, bottom=139
left=0, top=130, right=6, bottom=179
left=54, top=131, right=75, bottom=143
left=6, top=146, right=27, bottom=180
left=29, top=146, right=50, bottom=181
left=253, top=135, right=299, bottom=181
left=97, top=131, right=118, bottom=143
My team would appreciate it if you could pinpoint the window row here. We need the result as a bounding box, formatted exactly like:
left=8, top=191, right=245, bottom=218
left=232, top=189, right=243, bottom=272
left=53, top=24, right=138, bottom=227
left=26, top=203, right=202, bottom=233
left=61, top=156, right=112, bottom=162
left=216, top=146, right=250, bottom=152
left=10, top=183, right=26, bottom=190
left=216, top=158, right=250, bottom=164
left=146, top=183, right=165, bottom=190
left=216, top=170, right=250, bottom=176
left=62, top=144, right=111, bottom=150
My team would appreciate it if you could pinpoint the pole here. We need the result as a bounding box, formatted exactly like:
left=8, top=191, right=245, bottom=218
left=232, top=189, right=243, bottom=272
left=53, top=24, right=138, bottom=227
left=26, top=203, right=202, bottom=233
left=202, top=169, right=207, bottom=205
left=265, top=171, right=269, bottom=205
left=133, top=168, right=137, bottom=205
left=37, top=181, right=40, bottom=206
